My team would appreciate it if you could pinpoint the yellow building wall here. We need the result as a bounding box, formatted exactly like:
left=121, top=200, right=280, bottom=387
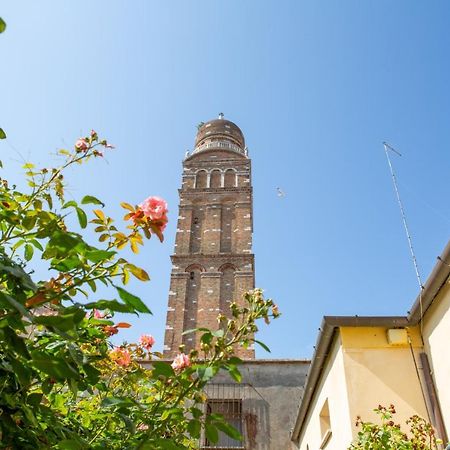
left=422, top=280, right=450, bottom=432
left=298, top=334, right=353, bottom=450
left=340, top=326, right=428, bottom=443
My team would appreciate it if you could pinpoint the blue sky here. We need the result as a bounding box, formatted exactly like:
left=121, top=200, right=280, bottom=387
left=1, top=1, right=449, bottom=358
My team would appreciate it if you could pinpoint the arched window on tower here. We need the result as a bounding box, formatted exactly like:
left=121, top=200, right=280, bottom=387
left=210, top=169, right=222, bottom=188
left=183, top=265, right=203, bottom=351
left=219, top=265, right=235, bottom=319
left=196, top=170, right=207, bottom=189
left=224, top=169, right=236, bottom=187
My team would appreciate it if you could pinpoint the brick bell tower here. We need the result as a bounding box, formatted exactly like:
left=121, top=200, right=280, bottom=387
left=163, top=115, right=255, bottom=359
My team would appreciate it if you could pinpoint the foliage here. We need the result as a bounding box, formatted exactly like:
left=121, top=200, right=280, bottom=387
left=0, top=132, right=279, bottom=449
left=349, top=404, right=442, bottom=450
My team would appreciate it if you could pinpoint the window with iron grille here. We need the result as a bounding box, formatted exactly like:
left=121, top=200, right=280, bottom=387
left=203, top=400, right=244, bottom=449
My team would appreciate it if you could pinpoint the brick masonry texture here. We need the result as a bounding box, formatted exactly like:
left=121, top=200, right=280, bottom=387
left=164, top=119, right=255, bottom=359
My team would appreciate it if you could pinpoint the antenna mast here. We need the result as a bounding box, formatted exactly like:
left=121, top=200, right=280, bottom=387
left=383, top=142, right=424, bottom=291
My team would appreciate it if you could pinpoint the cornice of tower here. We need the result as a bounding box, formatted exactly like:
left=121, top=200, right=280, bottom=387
left=170, top=253, right=255, bottom=262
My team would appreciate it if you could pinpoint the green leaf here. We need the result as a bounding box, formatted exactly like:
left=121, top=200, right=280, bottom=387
left=191, top=407, right=203, bottom=419
left=227, top=356, right=243, bottom=365
left=81, top=195, right=104, bottom=207
left=76, top=207, right=87, bottom=228
left=119, top=413, right=136, bottom=435
left=0, top=262, right=36, bottom=290
left=85, top=249, right=116, bottom=263
left=0, top=128, right=6, bottom=139
left=31, top=351, right=79, bottom=380
left=196, top=365, right=216, bottom=382
left=27, top=392, right=43, bottom=407
left=114, top=285, right=151, bottom=314
left=84, top=299, right=134, bottom=313
left=149, top=440, right=183, bottom=450
left=33, top=307, right=85, bottom=331
left=10, top=358, right=31, bottom=386
left=101, top=396, right=136, bottom=409
left=253, top=339, right=271, bottom=353
left=228, top=365, right=242, bottom=383
left=0, top=291, right=31, bottom=318
left=83, top=364, right=101, bottom=384
left=51, top=255, right=82, bottom=271
left=215, top=420, right=242, bottom=441
left=151, top=361, right=174, bottom=378
left=56, top=440, right=83, bottom=450
left=47, top=230, right=85, bottom=254
left=24, top=243, right=34, bottom=261
left=211, top=329, right=224, bottom=338
left=1, top=327, right=30, bottom=359
left=30, top=239, right=44, bottom=251
left=187, top=419, right=201, bottom=438
left=62, top=200, right=78, bottom=209
left=205, top=423, right=219, bottom=444
left=22, top=214, right=37, bottom=230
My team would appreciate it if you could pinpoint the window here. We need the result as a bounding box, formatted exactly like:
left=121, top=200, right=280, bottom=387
left=210, top=170, right=222, bottom=188
left=224, top=169, right=236, bottom=188
left=203, top=400, right=243, bottom=448
left=190, top=272, right=195, bottom=280
left=196, top=171, right=207, bottom=189
left=319, top=399, right=332, bottom=449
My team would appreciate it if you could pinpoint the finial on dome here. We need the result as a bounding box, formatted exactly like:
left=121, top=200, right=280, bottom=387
left=218, top=112, right=224, bottom=119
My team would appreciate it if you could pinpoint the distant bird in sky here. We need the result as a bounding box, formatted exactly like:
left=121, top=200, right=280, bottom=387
left=276, top=187, right=286, bottom=198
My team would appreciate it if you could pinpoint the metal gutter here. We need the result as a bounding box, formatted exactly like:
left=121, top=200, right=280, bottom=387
left=408, top=240, right=450, bottom=324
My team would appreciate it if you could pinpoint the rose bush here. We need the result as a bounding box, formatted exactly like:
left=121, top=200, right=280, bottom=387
left=0, top=132, right=279, bottom=449
left=349, top=404, right=442, bottom=450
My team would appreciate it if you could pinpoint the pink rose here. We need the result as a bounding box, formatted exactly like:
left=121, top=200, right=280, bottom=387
left=93, top=309, right=104, bottom=319
left=75, top=138, right=89, bottom=151
left=110, top=347, right=132, bottom=367
left=139, top=196, right=168, bottom=221
left=140, top=334, right=155, bottom=351
left=171, top=353, right=190, bottom=371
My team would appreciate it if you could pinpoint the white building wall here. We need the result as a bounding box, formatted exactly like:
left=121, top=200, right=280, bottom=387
left=422, top=280, right=450, bottom=432
left=298, top=335, right=353, bottom=450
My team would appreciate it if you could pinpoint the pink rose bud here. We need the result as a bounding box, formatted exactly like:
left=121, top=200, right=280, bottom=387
left=75, top=138, right=89, bottom=151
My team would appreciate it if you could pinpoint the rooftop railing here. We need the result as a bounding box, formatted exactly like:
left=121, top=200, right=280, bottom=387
left=193, top=140, right=247, bottom=156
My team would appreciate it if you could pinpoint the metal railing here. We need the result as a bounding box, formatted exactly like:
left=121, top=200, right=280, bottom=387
left=193, top=140, right=246, bottom=156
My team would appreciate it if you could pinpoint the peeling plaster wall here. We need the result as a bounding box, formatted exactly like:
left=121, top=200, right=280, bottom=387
left=211, top=360, right=309, bottom=450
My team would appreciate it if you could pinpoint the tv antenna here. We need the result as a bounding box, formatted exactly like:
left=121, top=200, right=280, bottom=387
left=383, top=142, right=424, bottom=291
